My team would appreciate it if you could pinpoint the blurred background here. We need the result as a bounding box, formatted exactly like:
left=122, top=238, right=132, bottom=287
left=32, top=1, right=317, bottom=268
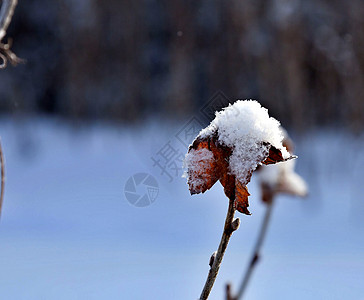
left=0, top=0, right=364, bottom=299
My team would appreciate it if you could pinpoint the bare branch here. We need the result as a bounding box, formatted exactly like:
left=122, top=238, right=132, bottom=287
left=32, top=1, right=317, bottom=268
left=228, top=200, right=275, bottom=300
left=0, top=0, right=23, bottom=68
left=0, top=0, right=17, bottom=40
left=0, top=138, right=5, bottom=218
left=199, top=198, right=239, bottom=300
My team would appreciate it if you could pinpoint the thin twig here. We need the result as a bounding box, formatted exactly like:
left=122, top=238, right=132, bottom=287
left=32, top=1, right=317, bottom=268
left=0, top=0, right=23, bottom=68
left=232, top=199, right=274, bottom=300
left=0, top=138, right=5, bottom=218
left=200, top=198, right=239, bottom=300
left=0, top=0, right=17, bottom=40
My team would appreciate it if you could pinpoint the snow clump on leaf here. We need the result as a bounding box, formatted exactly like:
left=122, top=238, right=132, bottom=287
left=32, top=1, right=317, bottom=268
left=184, top=100, right=294, bottom=214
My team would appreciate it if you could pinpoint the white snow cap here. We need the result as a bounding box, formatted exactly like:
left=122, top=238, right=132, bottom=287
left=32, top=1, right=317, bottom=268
left=196, top=100, right=290, bottom=184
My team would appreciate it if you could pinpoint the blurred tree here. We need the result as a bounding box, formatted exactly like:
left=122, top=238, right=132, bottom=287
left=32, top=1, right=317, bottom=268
left=0, top=0, right=363, bottom=130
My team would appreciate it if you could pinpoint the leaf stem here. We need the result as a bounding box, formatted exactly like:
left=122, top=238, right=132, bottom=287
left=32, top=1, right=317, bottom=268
left=233, top=199, right=275, bottom=299
left=200, top=198, right=239, bottom=300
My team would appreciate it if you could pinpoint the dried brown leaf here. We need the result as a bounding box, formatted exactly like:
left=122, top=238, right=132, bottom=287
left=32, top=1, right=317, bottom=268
left=234, top=181, right=251, bottom=215
left=186, top=134, right=290, bottom=214
left=187, top=137, right=220, bottom=194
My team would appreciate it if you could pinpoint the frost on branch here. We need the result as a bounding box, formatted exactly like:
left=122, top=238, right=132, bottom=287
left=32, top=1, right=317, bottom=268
left=184, top=100, right=294, bottom=215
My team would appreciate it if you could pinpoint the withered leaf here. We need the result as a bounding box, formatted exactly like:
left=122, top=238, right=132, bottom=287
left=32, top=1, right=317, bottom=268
left=187, top=138, right=220, bottom=195
left=262, top=144, right=290, bottom=165
left=258, top=132, right=307, bottom=203
left=261, top=182, right=274, bottom=204
left=186, top=132, right=291, bottom=215
left=234, top=181, right=251, bottom=215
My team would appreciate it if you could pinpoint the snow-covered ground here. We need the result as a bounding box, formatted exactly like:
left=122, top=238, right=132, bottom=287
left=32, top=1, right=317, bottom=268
left=0, top=117, right=363, bottom=300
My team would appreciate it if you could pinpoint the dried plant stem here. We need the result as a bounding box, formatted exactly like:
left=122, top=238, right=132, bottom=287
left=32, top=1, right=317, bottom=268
left=230, top=199, right=274, bottom=300
left=200, top=198, right=239, bottom=300
left=0, top=0, right=23, bottom=68
left=0, top=0, right=17, bottom=40
left=0, top=139, right=5, bottom=217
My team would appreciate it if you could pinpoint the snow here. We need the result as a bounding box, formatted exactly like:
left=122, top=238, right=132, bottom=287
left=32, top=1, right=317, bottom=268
left=258, top=159, right=308, bottom=197
left=256, top=125, right=308, bottom=197
left=278, top=159, right=308, bottom=196
left=183, top=148, right=214, bottom=191
left=0, top=117, right=363, bottom=300
left=193, top=100, right=290, bottom=185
